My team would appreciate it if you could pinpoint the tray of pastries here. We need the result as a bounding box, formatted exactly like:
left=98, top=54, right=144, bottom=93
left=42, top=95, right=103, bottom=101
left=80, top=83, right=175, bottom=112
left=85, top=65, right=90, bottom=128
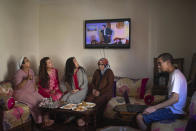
left=72, top=105, right=87, bottom=112
left=60, top=103, right=77, bottom=110
left=78, top=101, right=96, bottom=108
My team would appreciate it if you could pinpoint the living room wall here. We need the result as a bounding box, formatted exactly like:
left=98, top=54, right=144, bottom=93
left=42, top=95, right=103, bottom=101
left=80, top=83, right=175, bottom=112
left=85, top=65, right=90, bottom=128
left=0, top=0, right=39, bottom=81
left=39, top=0, right=195, bottom=81
left=39, top=0, right=150, bottom=80
left=0, top=0, right=195, bottom=82
left=148, top=0, right=195, bottom=77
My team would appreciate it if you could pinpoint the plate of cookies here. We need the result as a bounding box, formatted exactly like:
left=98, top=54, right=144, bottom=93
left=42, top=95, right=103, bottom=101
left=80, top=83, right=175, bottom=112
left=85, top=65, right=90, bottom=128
left=60, top=104, right=77, bottom=110
left=72, top=105, right=87, bottom=112
left=78, top=101, right=96, bottom=108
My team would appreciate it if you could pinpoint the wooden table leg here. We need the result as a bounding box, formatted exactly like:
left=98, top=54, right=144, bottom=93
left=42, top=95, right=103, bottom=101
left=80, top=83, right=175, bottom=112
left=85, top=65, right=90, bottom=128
left=94, top=110, right=96, bottom=128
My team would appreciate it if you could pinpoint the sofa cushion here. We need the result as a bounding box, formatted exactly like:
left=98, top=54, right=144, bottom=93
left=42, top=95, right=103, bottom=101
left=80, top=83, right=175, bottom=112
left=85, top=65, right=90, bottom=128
left=151, top=119, right=188, bottom=131
left=0, top=96, right=15, bottom=110
left=116, top=78, right=148, bottom=98
left=0, top=82, right=15, bottom=110
left=2, top=102, right=31, bottom=131
left=0, top=82, right=13, bottom=96
left=189, top=91, right=196, bottom=117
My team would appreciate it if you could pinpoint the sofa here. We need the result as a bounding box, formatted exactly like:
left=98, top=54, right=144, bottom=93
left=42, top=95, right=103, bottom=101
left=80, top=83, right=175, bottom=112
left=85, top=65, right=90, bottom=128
left=0, top=81, right=32, bottom=131
left=104, top=77, right=151, bottom=119
left=150, top=92, right=196, bottom=131
left=103, top=77, right=196, bottom=131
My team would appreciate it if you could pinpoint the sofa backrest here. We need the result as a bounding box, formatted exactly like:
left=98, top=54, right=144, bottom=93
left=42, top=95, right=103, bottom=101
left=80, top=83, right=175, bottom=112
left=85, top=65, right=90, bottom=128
left=116, top=77, right=149, bottom=99
left=0, top=81, right=14, bottom=110
left=0, top=81, right=13, bottom=96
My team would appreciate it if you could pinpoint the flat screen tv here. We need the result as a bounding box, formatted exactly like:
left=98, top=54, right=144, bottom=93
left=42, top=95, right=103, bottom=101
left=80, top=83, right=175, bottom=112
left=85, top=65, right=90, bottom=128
left=84, top=18, right=131, bottom=49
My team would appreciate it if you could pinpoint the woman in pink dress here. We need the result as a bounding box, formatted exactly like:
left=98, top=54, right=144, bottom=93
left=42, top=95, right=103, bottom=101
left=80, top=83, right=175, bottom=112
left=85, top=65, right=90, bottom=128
left=13, top=57, right=54, bottom=127
left=38, top=57, right=63, bottom=101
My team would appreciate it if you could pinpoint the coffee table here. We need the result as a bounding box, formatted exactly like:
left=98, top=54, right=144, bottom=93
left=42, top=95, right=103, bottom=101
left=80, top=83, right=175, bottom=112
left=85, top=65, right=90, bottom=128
left=113, top=104, right=148, bottom=122
left=39, top=102, right=97, bottom=127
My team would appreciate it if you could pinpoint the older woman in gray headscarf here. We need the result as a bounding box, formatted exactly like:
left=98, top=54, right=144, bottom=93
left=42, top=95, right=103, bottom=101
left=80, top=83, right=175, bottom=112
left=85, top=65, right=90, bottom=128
left=13, top=57, right=54, bottom=127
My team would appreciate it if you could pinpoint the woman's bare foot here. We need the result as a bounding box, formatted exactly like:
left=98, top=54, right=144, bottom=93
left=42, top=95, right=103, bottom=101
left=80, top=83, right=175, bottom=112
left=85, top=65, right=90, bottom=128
left=44, top=119, right=54, bottom=127
left=77, top=118, right=85, bottom=127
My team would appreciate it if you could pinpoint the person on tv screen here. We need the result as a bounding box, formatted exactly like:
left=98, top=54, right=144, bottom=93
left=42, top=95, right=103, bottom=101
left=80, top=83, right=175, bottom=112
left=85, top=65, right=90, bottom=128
left=101, top=25, right=112, bottom=43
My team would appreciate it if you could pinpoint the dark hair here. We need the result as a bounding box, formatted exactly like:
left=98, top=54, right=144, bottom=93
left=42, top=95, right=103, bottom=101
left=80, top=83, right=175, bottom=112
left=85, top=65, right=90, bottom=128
left=102, top=25, right=106, bottom=28
left=64, top=57, right=76, bottom=86
left=39, top=57, right=50, bottom=88
left=158, top=53, right=173, bottom=64
left=64, top=57, right=84, bottom=86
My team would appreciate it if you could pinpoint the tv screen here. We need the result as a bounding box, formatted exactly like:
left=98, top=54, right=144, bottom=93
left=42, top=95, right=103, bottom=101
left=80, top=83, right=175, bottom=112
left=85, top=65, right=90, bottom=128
left=84, top=18, right=131, bottom=49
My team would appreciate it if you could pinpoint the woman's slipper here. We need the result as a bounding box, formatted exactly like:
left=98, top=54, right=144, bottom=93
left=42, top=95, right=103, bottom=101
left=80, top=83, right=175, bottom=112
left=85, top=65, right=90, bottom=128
left=43, top=119, right=54, bottom=127
left=77, top=118, right=86, bottom=127
left=64, top=116, right=75, bottom=124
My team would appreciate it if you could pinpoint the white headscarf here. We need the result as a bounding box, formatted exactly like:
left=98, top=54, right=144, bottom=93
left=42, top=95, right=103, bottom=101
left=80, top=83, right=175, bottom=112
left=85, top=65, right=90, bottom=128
left=16, top=56, right=25, bottom=71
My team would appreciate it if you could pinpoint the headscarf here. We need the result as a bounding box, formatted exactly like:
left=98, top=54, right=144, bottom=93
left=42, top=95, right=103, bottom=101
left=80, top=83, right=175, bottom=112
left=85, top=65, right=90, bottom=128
left=98, top=58, right=110, bottom=75
left=16, top=56, right=25, bottom=70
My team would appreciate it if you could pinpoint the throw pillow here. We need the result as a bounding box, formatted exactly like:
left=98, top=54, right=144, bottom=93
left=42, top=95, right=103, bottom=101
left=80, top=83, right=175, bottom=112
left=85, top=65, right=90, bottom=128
left=0, top=82, right=15, bottom=110
left=144, top=95, right=154, bottom=105
left=116, top=77, right=148, bottom=99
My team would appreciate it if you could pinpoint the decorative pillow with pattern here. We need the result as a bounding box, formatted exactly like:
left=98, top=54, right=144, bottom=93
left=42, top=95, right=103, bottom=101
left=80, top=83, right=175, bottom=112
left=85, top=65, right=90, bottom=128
left=116, top=77, right=148, bottom=98
left=0, top=82, right=15, bottom=110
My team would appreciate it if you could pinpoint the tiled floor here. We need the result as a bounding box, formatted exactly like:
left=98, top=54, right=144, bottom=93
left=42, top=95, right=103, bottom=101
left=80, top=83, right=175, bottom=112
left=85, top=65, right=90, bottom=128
left=32, top=118, right=97, bottom=131
left=32, top=117, right=138, bottom=131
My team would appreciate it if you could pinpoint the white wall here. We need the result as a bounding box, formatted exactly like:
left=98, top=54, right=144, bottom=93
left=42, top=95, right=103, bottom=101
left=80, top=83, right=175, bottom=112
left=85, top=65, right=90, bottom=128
left=39, top=0, right=150, bottom=80
left=0, top=0, right=195, bottom=82
left=39, top=0, right=195, bottom=82
left=0, top=0, right=39, bottom=81
left=148, top=0, right=195, bottom=77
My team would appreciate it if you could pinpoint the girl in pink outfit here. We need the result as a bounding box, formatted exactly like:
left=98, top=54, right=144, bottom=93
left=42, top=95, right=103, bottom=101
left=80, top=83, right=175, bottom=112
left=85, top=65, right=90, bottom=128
left=38, top=57, right=63, bottom=101
left=13, top=57, right=54, bottom=127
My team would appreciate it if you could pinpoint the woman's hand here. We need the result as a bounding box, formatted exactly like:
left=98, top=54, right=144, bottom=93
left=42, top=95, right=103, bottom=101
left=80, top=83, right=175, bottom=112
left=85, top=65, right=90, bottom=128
left=95, top=90, right=100, bottom=97
left=92, top=89, right=100, bottom=97
left=24, top=70, right=33, bottom=81
left=72, top=89, right=79, bottom=94
left=92, top=89, right=96, bottom=96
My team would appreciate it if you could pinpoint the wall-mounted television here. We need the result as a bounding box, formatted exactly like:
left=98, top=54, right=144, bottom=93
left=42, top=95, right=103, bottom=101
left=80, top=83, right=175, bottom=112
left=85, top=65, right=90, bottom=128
left=84, top=18, right=131, bottom=49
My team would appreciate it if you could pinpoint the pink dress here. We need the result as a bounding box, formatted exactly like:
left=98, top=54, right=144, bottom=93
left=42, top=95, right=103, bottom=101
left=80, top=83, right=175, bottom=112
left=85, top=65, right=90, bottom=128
left=13, top=69, right=43, bottom=124
left=38, top=68, right=63, bottom=101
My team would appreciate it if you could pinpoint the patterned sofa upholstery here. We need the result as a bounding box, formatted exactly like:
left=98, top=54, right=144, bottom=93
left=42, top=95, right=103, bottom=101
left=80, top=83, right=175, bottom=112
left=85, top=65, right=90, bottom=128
left=0, top=81, right=32, bottom=131
left=151, top=92, right=196, bottom=131
left=104, top=77, right=151, bottom=119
